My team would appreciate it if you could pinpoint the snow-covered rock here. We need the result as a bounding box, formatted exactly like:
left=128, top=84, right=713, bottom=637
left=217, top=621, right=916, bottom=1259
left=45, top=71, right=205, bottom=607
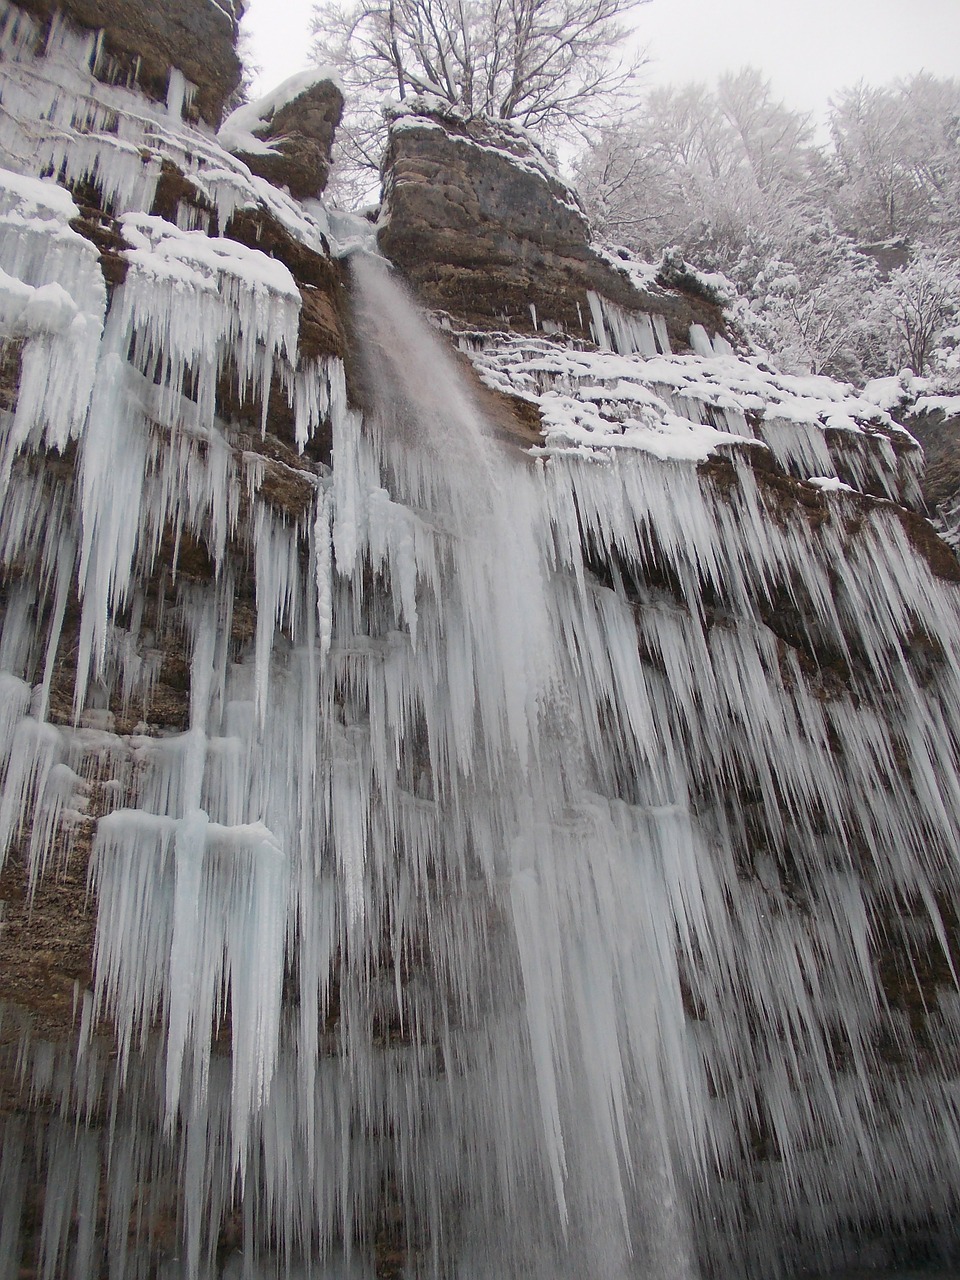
left=218, top=68, right=344, bottom=197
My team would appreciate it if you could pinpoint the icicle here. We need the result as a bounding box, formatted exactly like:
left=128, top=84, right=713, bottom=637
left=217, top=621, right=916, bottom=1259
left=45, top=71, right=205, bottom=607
left=586, top=290, right=662, bottom=356
left=117, top=213, right=301, bottom=429
left=688, top=323, right=714, bottom=357
left=3, top=34, right=960, bottom=1278
left=0, top=170, right=105, bottom=478
left=314, top=485, right=334, bottom=659
left=165, top=68, right=188, bottom=122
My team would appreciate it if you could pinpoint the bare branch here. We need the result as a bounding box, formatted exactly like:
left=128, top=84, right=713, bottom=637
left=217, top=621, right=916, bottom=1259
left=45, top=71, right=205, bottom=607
left=312, top=0, right=647, bottom=201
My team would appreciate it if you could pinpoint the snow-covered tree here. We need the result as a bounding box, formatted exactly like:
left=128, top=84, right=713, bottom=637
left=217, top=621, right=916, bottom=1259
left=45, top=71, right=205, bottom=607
left=874, top=251, right=960, bottom=376
left=741, top=228, right=882, bottom=379
left=574, top=70, right=819, bottom=265
left=828, top=75, right=960, bottom=248
left=573, top=69, right=960, bottom=384
left=715, top=67, right=817, bottom=194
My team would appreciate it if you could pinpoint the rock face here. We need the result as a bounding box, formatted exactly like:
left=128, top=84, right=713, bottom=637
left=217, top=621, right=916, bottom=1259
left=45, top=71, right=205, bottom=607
left=904, top=403, right=960, bottom=533
left=220, top=74, right=346, bottom=198
left=11, top=0, right=243, bottom=124
left=378, top=100, right=728, bottom=348
left=856, top=379, right=960, bottom=544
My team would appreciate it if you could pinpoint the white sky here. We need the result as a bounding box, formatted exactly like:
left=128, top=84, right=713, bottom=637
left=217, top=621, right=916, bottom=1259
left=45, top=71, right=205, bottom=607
left=242, top=0, right=960, bottom=126
left=638, top=0, right=960, bottom=122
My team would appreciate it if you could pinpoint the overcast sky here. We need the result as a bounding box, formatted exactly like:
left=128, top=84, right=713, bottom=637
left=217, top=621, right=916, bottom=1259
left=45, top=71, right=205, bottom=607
left=242, top=0, right=960, bottom=126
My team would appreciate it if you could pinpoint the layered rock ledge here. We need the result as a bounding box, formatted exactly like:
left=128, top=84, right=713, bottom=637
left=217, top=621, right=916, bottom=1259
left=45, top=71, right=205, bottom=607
left=377, top=99, right=729, bottom=349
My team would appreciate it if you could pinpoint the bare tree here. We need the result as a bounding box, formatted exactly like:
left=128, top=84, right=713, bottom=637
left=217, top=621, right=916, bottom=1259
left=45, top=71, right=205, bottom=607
left=312, top=0, right=646, bottom=202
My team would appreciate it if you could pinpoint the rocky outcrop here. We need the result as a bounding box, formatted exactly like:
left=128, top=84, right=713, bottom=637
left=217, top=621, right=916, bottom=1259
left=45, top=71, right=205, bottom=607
left=377, top=100, right=728, bottom=349
left=903, top=401, right=960, bottom=546
left=220, top=74, right=346, bottom=199
left=904, top=404, right=960, bottom=508
left=862, top=237, right=912, bottom=277
left=857, top=379, right=960, bottom=540
left=11, top=0, right=243, bottom=124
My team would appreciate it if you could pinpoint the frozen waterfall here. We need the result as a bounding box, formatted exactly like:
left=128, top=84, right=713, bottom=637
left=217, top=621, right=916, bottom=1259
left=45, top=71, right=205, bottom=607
left=2, top=18, right=960, bottom=1274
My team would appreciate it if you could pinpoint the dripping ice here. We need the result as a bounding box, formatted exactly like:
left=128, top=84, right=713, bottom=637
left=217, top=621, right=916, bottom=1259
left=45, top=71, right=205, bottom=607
left=1, top=10, right=960, bottom=1278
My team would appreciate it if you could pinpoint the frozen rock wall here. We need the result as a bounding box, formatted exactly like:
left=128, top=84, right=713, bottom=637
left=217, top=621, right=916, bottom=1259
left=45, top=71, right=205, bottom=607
left=377, top=99, right=730, bottom=348
left=9, top=0, right=243, bottom=124
left=1, top=10, right=960, bottom=1280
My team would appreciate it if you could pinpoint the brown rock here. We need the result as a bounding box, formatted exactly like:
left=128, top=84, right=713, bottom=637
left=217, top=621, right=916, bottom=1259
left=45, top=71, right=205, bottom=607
left=377, top=102, right=727, bottom=349
left=0, top=340, right=22, bottom=413
left=150, top=159, right=216, bottom=227
left=69, top=202, right=128, bottom=288
left=229, top=79, right=345, bottom=199
left=12, top=0, right=242, bottom=125
left=904, top=405, right=960, bottom=513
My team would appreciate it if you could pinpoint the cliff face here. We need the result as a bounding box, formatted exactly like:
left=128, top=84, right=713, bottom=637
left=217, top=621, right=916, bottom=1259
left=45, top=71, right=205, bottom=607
left=898, top=397, right=960, bottom=543
left=9, top=0, right=243, bottom=123
left=377, top=99, right=729, bottom=348
left=854, top=375, right=960, bottom=546
left=3, top=7, right=960, bottom=1280
left=0, top=0, right=349, bottom=1034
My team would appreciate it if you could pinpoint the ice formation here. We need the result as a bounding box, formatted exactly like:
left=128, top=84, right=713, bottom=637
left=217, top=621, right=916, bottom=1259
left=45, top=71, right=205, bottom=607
left=3, top=6, right=960, bottom=1280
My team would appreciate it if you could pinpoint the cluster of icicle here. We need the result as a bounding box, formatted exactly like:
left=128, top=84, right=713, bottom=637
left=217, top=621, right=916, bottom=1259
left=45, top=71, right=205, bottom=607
left=472, top=293, right=924, bottom=507
left=3, top=9, right=960, bottom=1280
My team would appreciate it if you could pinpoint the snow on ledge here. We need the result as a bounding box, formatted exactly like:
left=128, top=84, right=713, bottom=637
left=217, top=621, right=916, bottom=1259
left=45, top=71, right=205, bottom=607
left=459, top=323, right=916, bottom=484
left=914, top=394, right=960, bottom=419
left=218, top=67, right=343, bottom=156
left=0, top=168, right=79, bottom=221
left=807, top=476, right=857, bottom=494
left=862, top=373, right=960, bottom=422
left=120, top=213, right=301, bottom=299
